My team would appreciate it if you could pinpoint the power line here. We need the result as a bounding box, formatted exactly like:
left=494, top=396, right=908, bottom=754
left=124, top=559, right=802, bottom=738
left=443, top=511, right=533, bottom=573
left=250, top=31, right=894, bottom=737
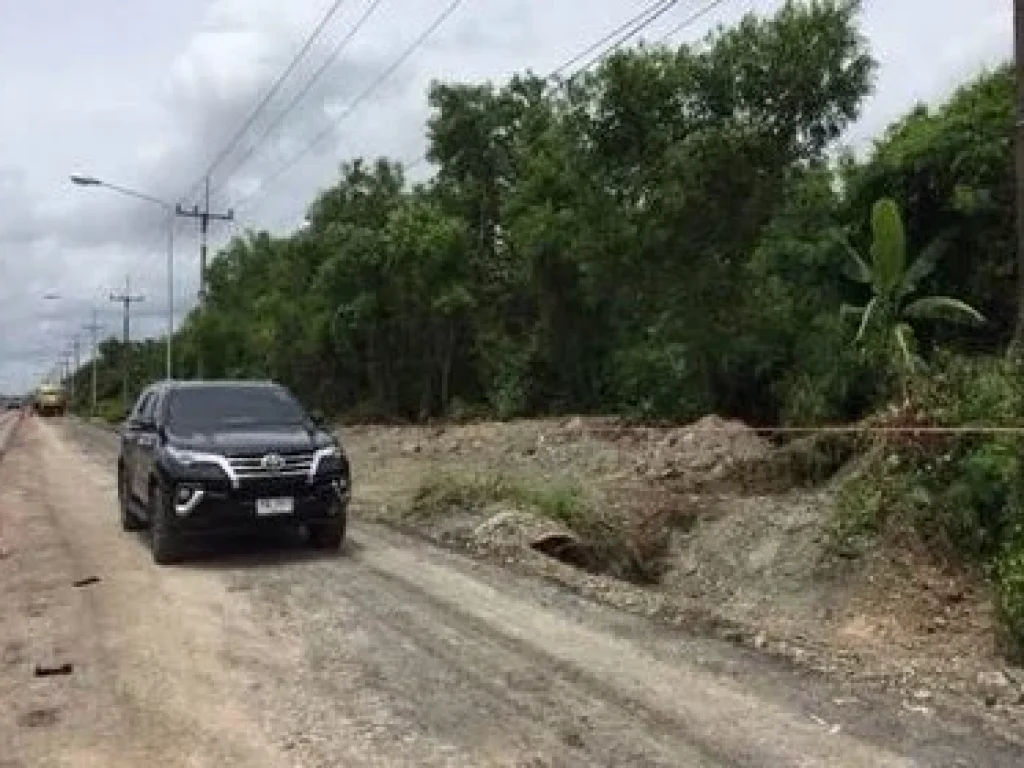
left=658, top=0, right=734, bottom=43
left=574, top=0, right=689, bottom=74
left=181, top=0, right=352, bottom=204
left=211, top=0, right=390, bottom=199
left=402, top=0, right=729, bottom=176
left=231, top=0, right=468, bottom=215
left=551, top=0, right=677, bottom=77
left=239, top=0, right=734, bottom=214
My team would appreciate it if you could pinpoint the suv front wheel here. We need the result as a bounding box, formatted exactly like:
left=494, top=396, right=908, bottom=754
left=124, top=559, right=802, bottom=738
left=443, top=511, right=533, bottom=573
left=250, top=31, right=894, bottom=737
left=308, top=512, right=346, bottom=550
left=149, top=481, right=183, bottom=565
left=118, top=464, right=146, bottom=532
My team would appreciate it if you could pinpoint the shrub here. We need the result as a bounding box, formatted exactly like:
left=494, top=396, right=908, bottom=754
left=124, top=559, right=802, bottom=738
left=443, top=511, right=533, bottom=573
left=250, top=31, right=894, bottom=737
left=995, top=540, right=1024, bottom=662
left=96, top=398, right=126, bottom=425
left=916, top=350, right=1018, bottom=425
left=833, top=353, right=1024, bottom=657
left=611, top=339, right=711, bottom=422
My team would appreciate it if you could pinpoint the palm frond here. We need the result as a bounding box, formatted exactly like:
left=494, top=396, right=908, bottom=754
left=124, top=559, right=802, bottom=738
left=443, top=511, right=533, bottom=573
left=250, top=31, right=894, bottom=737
left=903, top=295, right=985, bottom=326
left=894, top=322, right=917, bottom=370
left=899, top=234, right=949, bottom=298
left=840, top=302, right=866, bottom=319
left=854, top=296, right=879, bottom=342
left=870, top=197, right=906, bottom=294
left=834, top=231, right=873, bottom=284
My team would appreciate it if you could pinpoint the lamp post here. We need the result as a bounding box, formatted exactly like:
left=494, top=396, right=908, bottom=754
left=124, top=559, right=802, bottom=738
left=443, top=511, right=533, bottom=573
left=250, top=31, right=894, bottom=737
left=70, top=174, right=175, bottom=380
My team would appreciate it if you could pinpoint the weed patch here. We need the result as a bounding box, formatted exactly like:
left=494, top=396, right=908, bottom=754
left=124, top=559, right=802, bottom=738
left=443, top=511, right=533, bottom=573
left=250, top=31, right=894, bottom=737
left=409, top=474, right=585, bottom=526
left=407, top=473, right=669, bottom=584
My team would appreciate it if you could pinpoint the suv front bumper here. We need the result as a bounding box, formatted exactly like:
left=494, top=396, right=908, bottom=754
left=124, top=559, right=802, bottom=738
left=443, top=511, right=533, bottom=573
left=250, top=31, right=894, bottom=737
left=168, top=475, right=349, bottom=533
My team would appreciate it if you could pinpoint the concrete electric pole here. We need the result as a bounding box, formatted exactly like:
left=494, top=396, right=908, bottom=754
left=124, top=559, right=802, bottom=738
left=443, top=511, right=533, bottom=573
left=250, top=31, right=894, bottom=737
left=70, top=335, right=81, bottom=405
left=60, top=353, right=71, bottom=390
left=176, top=176, right=233, bottom=378
left=1014, top=0, right=1024, bottom=356
left=110, top=276, right=145, bottom=416
left=82, top=310, right=103, bottom=417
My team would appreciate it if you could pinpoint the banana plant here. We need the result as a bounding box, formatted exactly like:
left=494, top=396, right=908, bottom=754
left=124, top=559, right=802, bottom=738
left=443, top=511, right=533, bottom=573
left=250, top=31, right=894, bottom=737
left=840, top=197, right=984, bottom=398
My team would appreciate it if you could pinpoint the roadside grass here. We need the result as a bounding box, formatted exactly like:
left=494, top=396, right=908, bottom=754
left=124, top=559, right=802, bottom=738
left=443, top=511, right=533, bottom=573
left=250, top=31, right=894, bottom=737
left=407, top=473, right=670, bottom=584
left=409, top=473, right=585, bottom=526
left=95, top=398, right=124, bottom=425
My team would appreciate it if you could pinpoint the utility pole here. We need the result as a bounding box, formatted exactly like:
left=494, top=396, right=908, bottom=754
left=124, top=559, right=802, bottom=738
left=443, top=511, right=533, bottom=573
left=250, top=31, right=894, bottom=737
left=1014, top=0, right=1024, bottom=358
left=82, top=310, right=103, bottom=417
left=176, top=176, right=233, bottom=378
left=70, top=335, right=80, bottom=406
left=110, top=275, right=145, bottom=416
left=60, top=353, right=71, bottom=391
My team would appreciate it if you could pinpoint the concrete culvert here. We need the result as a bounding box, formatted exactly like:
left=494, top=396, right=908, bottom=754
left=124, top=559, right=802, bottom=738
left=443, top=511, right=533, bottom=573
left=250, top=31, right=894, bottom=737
left=530, top=532, right=594, bottom=570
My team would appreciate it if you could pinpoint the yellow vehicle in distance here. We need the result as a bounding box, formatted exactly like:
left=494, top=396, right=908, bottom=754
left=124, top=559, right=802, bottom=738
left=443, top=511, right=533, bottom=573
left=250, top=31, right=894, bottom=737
left=34, top=383, right=68, bottom=417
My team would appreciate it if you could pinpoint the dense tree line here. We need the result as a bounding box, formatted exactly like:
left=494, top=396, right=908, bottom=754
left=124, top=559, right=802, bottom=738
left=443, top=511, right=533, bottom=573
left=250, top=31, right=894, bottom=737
left=73, top=0, right=1014, bottom=428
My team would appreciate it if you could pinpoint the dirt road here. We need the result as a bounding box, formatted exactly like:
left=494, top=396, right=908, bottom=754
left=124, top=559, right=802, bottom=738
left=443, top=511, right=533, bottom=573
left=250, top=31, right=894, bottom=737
left=0, top=417, right=1019, bottom=767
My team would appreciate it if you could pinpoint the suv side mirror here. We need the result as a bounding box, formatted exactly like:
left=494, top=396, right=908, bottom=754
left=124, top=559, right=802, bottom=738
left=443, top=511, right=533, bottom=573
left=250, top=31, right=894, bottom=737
left=127, top=414, right=156, bottom=432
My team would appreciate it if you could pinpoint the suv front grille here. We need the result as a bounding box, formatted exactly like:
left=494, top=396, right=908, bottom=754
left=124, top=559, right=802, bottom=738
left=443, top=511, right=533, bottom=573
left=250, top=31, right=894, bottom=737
left=227, top=451, right=315, bottom=482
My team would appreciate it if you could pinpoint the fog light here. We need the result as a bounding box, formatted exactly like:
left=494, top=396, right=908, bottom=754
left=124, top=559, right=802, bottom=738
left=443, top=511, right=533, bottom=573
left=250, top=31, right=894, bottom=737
left=173, top=485, right=204, bottom=516
left=331, top=480, right=350, bottom=506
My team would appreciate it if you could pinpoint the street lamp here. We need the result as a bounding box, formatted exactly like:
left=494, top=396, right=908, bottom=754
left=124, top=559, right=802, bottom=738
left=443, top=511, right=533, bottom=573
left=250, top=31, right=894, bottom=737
left=70, top=173, right=176, bottom=380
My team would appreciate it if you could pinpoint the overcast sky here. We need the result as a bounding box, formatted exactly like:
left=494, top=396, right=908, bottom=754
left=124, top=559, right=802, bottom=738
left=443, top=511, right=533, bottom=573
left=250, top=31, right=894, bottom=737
left=0, top=0, right=1010, bottom=392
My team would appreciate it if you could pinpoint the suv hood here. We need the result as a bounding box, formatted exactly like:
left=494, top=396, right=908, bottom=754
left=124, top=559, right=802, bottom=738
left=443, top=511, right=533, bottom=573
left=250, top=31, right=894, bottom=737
left=167, top=425, right=333, bottom=455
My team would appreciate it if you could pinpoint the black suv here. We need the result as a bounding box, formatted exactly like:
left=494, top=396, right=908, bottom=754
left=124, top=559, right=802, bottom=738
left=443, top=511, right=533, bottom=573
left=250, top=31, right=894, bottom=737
left=117, top=380, right=350, bottom=564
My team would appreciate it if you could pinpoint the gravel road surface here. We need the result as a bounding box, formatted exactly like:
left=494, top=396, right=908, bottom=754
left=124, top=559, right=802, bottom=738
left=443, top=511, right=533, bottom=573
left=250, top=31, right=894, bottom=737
left=0, top=416, right=1020, bottom=767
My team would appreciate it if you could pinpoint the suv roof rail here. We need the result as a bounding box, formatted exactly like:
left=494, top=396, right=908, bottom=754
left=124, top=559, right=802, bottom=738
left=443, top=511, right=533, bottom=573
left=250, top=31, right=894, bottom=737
left=162, top=378, right=280, bottom=388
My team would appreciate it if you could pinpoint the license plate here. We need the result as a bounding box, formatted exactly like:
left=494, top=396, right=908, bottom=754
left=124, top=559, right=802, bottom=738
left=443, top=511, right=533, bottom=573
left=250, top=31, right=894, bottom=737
left=256, top=497, right=294, bottom=516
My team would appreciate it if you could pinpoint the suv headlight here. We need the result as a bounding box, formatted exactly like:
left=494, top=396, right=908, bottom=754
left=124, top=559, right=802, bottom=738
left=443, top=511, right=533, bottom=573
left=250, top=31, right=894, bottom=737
left=165, top=446, right=224, bottom=467
left=312, top=444, right=346, bottom=476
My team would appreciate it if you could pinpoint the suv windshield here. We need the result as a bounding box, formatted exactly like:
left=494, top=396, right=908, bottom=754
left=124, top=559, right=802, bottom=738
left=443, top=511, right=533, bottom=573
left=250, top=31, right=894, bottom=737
left=166, top=386, right=308, bottom=430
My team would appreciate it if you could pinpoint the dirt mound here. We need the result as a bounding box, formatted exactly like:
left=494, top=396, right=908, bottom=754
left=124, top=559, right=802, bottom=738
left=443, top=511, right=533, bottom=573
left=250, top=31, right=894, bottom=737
left=664, top=491, right=834, bottom=622
left=679, top=415, right=772, bottom=460
left=613, top=414, right=772, bottom=484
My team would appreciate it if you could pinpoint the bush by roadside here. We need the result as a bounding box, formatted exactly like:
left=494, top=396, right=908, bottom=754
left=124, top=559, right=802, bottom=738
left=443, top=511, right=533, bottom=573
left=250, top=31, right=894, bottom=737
left=832, top=353, right=1024, bottom=659
left=94, top=398, right=126, bottom=425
